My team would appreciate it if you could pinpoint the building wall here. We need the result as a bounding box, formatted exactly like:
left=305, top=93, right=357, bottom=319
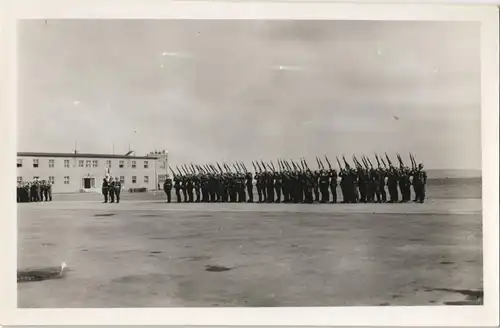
left=17, top=155, right=161, bottom=193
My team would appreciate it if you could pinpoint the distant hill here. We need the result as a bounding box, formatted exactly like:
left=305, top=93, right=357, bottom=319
left=426, top=169, right=481, bottom=179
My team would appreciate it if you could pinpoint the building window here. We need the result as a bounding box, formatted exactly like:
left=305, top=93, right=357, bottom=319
left=49, top=176, right=55, bottom=184
left=79, top=160, right=84, bottom=167
left=106, top=160, right=112, bottom=168
left=132, top=161, right=136, bottom=169
left=85, top=160, right=91, bottom=168
left=144, top=176, right=149, bottom=183
left=49, top=159, right=55, bottom=168
left=17, top=159, right=22, bottom=168
left=33, top=176, right=39, bottom=180
left=119, top=160, right=124, bottom=168
left=120, top=176, right=125, bottom=183
left=33, top=159, right=39, bottom=168
left=64, top=176, right=70, bottom=184
left=144, top=161, right=149, bottom=169
left=17, top=176, right=22, bottom=183
left=92, top=160, right=98, bottom=168
left=132, top=176, right=137, bottom=184
left=64, top=160, right=70, bottom=168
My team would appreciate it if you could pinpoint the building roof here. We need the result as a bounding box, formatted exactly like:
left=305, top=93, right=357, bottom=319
left=17, top=152, right=159, bottom=160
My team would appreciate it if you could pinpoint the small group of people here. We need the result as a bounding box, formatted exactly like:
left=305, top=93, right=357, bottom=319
left=17, top=179, right=53, bottom=203
left=101, top=176, right=122, bottom=203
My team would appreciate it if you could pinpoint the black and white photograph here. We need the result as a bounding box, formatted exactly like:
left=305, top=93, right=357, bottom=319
left=2, top=1, right=499, bottom=326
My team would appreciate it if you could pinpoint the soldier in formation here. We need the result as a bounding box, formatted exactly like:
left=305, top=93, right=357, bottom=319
left=17, top=179, right=52, bottom=203
left=166, top=153, right=427, bottom=205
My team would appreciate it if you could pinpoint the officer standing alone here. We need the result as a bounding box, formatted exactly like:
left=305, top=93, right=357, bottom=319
left=102, top=177, right=109, bottom=203
left=114, top=177, right=122, bottom=203
left=164, top=175, right=173, bottom=203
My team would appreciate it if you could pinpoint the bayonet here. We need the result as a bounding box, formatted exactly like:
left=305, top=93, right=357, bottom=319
left=260, top=160, right=266, bottom=172
left=342, top=155, right=350, bottom=169
left=325, top=155, right=332, bottom=170
left=375, top=153, right=381, bottom=168
left=216, top=162, right=224, bottom=174
left=385, top=153, right=393, bottom=167
left=336, top=156, right=343, bottom=170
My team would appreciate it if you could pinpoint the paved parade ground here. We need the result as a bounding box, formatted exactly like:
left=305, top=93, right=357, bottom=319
left=17, top=182, right=483, bottom=308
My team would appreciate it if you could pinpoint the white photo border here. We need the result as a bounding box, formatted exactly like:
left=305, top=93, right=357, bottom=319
left=0, top=1, right=498, bottom=326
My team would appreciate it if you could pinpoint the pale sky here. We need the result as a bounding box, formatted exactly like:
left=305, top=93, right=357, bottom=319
left=17, top=20, right=481, bottom=170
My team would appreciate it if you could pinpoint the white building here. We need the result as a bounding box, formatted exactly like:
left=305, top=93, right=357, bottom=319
left=17, top=150, right=169, bottom=193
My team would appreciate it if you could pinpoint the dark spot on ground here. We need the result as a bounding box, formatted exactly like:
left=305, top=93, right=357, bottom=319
left=391, top=294, right=402, bottom=299
left=94, top=213, right=116, bottom=217
left=205, top=265, right=232, bottom=272
left=17, top=267, right=65, bottom=283
left=149, top=237, right=169, bottom=240
left=291, top=244, right=298, bottom=248
left=179, top=255, right=211, bottom=262
left=409, top=238, right=424, bottom=242
left=440, top=261, right=455, bottom=265
left=429, top=300, right=436, bottom=304
left=444, top=300, right=482, bottom=305
left=423, top=287, right=483, bottom=304
left=192, top=214, right=213, bottom=219
left=150, top=251, right=162, bottom=254
left=113, top=273, right=181, bottom=283
left=379, top=302, right=391, bottom=306
left=81, top=249, right=88, bottom=252
left=140, top=214, right=159, bottom=217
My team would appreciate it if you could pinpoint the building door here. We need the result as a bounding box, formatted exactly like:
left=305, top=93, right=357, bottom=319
left=83, top=178, right=92, bottom=189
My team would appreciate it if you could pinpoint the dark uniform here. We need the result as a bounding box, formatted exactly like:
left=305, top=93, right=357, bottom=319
left=114, top=178, right=122, bottom=203
left=246, top=173, right=254, bottom=203
left=102, top=178, right=109, bottom=203
left=319, top=171, right=329, bottom=203
left=329, top=169, right=338, bottom=203
left=163, top=176, right=173, bottom=203
left=413, top=164, right=427, bottom=203
left=108, top=179, right=116, bottom=203
left=377, top=169, right=387, bottom=203
left=255, top=173, right=263, bottom=203
left=274, top=173, right=282, bottom=203
left=174, top=177, right=182, bottom=203
left=194, top=176, right=201, bottom=202
left=386, top=168, right=399, bottom=203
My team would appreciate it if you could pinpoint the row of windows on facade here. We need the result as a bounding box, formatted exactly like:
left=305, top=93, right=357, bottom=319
left=17, top=159, right=150, bottom=169
left=17, top=176, right=150, bottom=184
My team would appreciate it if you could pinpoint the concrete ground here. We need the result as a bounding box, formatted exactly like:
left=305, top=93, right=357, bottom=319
left=17, top=184, right=483, bottom=308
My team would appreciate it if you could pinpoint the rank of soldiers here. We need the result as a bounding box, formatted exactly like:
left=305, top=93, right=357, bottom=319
left=17, top=180, right=53, bottom=203
left=162, top=153, right=428, bottom=204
